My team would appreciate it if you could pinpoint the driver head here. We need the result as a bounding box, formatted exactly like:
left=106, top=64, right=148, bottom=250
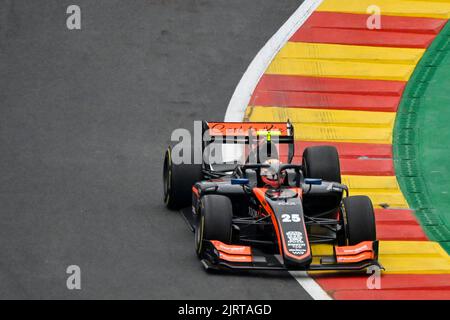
left=261, top=159, right=285, bottom=188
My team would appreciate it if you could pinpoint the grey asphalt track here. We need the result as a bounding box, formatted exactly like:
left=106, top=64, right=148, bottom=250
left=0, top=0, right=311, bottom=299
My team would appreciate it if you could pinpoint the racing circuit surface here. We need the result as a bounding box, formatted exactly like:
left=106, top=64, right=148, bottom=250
left=0, top=0, right=314, bottom=299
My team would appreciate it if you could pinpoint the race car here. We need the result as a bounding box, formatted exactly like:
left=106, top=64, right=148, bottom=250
left=163, top=121, right=382, bottom=271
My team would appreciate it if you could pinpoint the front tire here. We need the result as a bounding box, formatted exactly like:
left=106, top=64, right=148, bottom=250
left=340, top=196, right=376, bottom=246
left=195, top=195, right=233, bottom=257
left=163, top=146, right=202, bottom=210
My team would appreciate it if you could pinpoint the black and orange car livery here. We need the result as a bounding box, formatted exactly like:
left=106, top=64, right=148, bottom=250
left=163, top=121, right=382, bottom=272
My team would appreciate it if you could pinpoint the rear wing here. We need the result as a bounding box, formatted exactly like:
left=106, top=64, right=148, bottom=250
left=202, top=121, right=295, bottom=163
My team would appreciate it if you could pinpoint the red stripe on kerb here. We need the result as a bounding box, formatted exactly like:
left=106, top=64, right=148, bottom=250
left=334, top=290, right=450, bottom=300
left=377, top=224, right=427, bottom=241
left=293, top=141, right=393, bottom=159
left=250, top=90, right=401, bottom=112
left=375, top=209, right=419, bottom=225
left=375, top=209, right=427, bottom=241
left=290, top=12, right=446, bottom=48
left=280, top=141, right=394, bottom=175
left=254, top=75, right=406, bottom=96
left=314, top=274, right=450, bottom=300
left=280, top=141, right=393, bottom=159
left=291, top=156, right=394, bottom=176
left=250, top=75, right=405, bottom=112
left=338, top=158, right=394, bottom=176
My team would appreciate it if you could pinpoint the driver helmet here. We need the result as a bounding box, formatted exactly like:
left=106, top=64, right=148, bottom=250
left=261, top=158, right=286, bottom=188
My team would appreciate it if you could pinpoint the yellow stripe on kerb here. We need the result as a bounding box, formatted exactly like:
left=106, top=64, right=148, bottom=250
left=342, top=175, right=409, bottom=208
left=277, top=42, right=425, bottom=65
left=246, top=107, right=395, bottom=144
left=317, top=0, right=450, bottom=19
left=267, top=58, right=416, bottom=81
left=246, top=107, right=396, bottom=128
left=312, top=241, right=450, bottom=274
left=297, top=125, right=392, bottom=144
left=342, top=175, right=401, bottom=190
left=266, top=42, right=424, bottom=81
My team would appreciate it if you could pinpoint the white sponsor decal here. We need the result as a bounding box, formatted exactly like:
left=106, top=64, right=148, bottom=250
left=286, top=231, right=303, bottom=244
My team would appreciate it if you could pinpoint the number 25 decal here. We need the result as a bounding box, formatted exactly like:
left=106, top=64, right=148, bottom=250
left=281, top=214, right=301, bottom=222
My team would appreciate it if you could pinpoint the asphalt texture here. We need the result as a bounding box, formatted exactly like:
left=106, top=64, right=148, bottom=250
left=0, top=0, right=310, bottom=299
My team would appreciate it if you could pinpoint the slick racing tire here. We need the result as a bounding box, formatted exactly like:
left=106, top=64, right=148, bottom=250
left=302, top=146, right=342, bottom=217
left=195, top=195, right=233, bottom=257
left=302, top=146, right=341, bottom=183
left=341, top=196, right=376, bottom=246
left=163, top=146, right=202, bottom=210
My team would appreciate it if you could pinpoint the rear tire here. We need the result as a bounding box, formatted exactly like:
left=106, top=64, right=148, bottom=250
left=302, top=146, right=342, bottom=216
left=302, top=146, right=341, bottom=183
left=195, top=195, right=233, bottom=257
left=341, top=196, right=376, bottom=246
left=163, top=146, right=202, bottom=210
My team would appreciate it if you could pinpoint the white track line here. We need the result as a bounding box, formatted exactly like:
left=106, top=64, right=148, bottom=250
left=225, top=0, right=324, bottom=122
left=224, top=0, right=331, bottom=300
left=289, top=271, right=332, bottom=300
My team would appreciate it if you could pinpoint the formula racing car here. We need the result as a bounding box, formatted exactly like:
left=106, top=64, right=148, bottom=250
left=163, top=121, right=382, bottom=272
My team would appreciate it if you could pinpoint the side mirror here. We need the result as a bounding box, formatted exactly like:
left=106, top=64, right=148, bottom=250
left=231, top=178, right=250, bottom=185
left=304, top=178, right=322, bottom=185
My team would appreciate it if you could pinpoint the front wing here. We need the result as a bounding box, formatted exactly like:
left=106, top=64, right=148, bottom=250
left=200, top=240, right=383, bottom=272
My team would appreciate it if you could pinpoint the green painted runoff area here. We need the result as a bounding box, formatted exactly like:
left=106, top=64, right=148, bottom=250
left=395, top=21, right=450, bottom=254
